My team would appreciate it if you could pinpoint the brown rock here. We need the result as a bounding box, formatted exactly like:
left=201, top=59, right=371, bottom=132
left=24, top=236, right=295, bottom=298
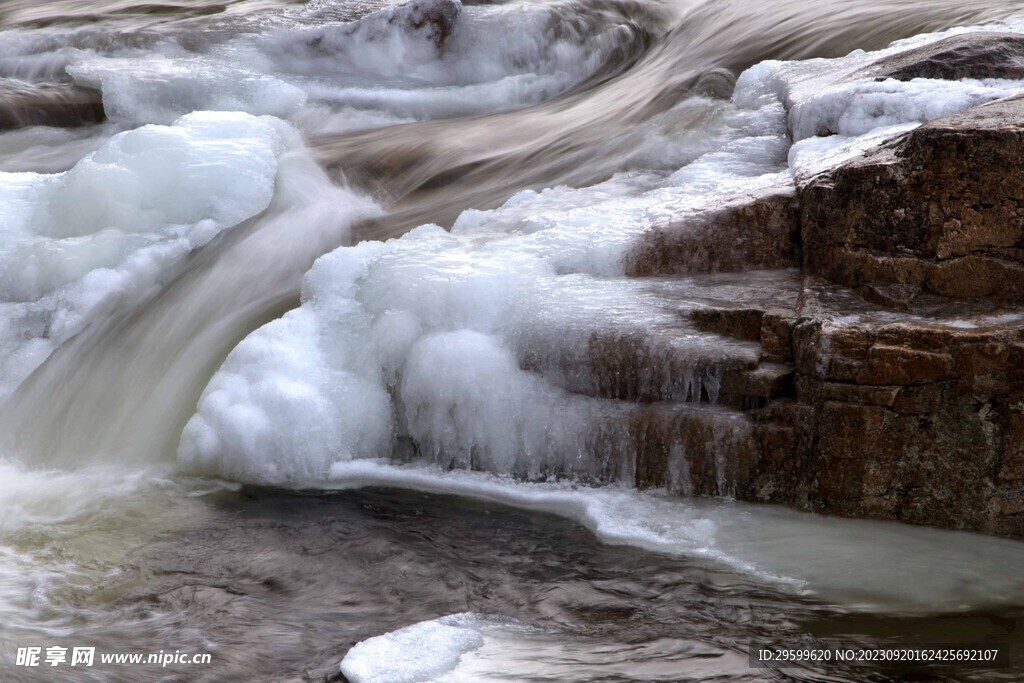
left=626, top=189, right=799, bottom=276
left=689, top=308, right=763, bottom=341
left=800, top=95, right=1024, bottom=302
left=855, top=345, right=953, bottom=385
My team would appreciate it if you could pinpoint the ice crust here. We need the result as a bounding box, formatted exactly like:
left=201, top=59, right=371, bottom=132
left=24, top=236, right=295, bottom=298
left=324, top=462, right=1024, bottom=612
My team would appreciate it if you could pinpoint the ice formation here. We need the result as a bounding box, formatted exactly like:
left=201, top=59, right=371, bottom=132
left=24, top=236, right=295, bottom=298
left=0, top=111, right=290, bottom=398
left=178, top=95, right=793, bottom=484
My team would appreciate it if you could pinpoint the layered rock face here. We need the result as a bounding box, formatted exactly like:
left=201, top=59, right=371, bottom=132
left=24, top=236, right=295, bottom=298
left=774, top=93, right=1024, bottom=536
left=740, top=285, right=1024, bottom=537
left=616, top=33, right=1024, bottom=538
left=801, top=95, right=1024, bottom=303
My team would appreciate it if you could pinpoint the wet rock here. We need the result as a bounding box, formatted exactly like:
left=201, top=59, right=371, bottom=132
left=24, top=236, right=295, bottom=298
left=630, top=403, right=758, bottom=495
left=689, top=307, right=797, bottom=364
left=400, top=0, right=462, bottom=49
left=720, top=362, right=793, bottom=406
left=0, top=79, right=105, bottom=129
left=689, top=308, right=764, bottom=342
left=800, top=94, right=1024, bottom=302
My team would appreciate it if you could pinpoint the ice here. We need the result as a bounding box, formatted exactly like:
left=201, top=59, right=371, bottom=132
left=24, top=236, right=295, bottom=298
left=729, top=28, right=1024, bottom=180
left=179, top=306, right=394, bottom=484
left=69, top=56, right=308, bottom=126
left=178, top=97, right=792, bottom=484
left=786, top=123, right=918, bottom=179
left=732, top=19, right=1024, bottom=166
left=259, top=0, right=641, bottom=119
left=339, top=613, right=489, bottom=683
left=789, top=77, right=1024, bottom=141
left=0, top=111, right=291, bottom=398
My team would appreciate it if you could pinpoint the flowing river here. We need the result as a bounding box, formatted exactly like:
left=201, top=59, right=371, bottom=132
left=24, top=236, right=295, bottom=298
left=1, top=0, right=1023, bottom=680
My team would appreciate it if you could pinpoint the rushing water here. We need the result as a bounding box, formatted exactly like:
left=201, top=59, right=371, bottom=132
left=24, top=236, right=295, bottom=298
left=2, top=0, right=1024, bottom=681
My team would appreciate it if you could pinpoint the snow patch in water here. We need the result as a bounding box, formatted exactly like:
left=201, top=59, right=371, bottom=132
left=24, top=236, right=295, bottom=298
left=340, top=613, right=491, bottom=683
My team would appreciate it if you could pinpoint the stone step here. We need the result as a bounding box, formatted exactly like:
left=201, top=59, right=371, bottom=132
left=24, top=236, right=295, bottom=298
left=624, top=188, right=799, bottom=277
left=627, top=402, right=760, bottom=496
left=514, top=271, right=801, bottom=406
left=720, top=362, right=794, bottom=409
left=519, top=326, right=762, bottom=404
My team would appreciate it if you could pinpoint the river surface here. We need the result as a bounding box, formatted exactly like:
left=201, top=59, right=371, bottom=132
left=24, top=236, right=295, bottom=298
left=1, top=1, right=1024, bottom=681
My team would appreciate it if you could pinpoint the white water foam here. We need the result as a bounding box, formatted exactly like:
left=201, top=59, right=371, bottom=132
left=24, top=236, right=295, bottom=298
left=50, top=0, right=640, bottom=129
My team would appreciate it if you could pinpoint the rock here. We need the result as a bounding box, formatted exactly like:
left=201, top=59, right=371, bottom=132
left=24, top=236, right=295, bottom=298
left=733, top=280, right=1024, bottom=538
left=625, top=188, right=799, bottom=276
left=689, top=308, right=764, bottom=341
left=0, top=79, right=105, bottom=129
left=863, top=32, right=1024, bottom=82
left=800, top=94, right=1024, bottom=302
left=400, top=0, right=462, bottom=49
left=306, top=0, right=461, bottom=53
left=612, top=35, right=1024, bottom=538
left=630, top=403, right=758, bottom=495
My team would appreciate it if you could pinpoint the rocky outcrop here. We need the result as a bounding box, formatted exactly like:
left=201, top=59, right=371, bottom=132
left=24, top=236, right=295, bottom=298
left=801, top=95, right=1024, bottom=303
left=863, top=32, right=1024, bottom=82
left=614, top=66, right=1024, bottom=536
left=770, top=94, right=1024, bottom=536
left=734, top=284, right=1024, bottom=537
